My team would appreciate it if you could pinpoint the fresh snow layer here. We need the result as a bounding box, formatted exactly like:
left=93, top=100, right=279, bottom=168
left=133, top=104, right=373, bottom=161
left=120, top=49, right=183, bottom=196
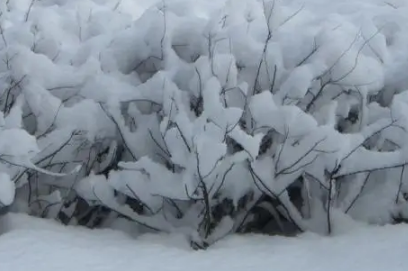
left=0, top=213, right=408, bottom=271
left=1, top=0, right=408, bottom=270
left=0, top=173, right=15, bottom=206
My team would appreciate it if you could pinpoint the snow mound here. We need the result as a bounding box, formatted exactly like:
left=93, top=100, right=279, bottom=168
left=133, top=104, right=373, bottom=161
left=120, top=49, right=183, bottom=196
left=2, top=0, right=408, bottom=250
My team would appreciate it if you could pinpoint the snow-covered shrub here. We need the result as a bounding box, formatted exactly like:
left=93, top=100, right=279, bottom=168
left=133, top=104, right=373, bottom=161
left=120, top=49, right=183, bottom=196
left=2, top=0, right=408, bottom=248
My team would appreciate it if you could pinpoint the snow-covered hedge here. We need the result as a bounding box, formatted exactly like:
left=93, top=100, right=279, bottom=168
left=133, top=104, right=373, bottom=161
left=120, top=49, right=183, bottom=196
left=1, top=0, right=408, bottom=248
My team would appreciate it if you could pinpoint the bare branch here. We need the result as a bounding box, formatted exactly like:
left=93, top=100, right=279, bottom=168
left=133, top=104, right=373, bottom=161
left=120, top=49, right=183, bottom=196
left=345, top=172, right=371, bottom=213
left=25, top=0, right=36, bottom=22
left=276, top=136, right=327, bottom=176
left=98, top=103, right=137, bottom=160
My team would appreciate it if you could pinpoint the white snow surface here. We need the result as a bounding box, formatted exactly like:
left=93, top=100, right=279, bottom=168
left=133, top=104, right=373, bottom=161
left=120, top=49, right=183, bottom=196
left=1, top=0, right=408, bottom=269
left=0, top=213, right=407, bottom=271
left=0, top=173, right=15, bottom=206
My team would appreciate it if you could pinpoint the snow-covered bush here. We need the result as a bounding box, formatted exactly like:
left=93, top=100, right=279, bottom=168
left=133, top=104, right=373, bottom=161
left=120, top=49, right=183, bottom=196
left=2, top=0, right=408, bottom=248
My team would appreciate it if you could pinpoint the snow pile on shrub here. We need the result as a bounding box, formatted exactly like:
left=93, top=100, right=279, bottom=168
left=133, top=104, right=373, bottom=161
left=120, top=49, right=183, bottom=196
left=1, top=0, right=408, bottom=248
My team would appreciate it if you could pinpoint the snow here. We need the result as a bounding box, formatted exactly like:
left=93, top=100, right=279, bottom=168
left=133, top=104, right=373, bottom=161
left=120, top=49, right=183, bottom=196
left=1, top=0, right=408, bottom=267
left=0, top=173, right=14, bottom=206
left=0, top=213, right=408, bottom=271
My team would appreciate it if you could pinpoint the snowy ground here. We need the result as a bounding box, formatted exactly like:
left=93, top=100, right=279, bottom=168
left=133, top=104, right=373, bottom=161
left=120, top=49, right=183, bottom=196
left=0, top=213, right=407, bottom=271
